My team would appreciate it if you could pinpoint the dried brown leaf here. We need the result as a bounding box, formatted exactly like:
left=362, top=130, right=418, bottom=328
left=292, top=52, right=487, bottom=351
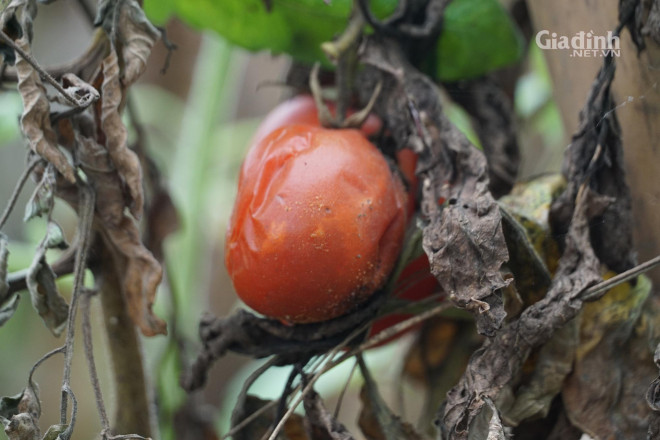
left=420, top=119, right=510, bottom=336
left=100, top=50, right=144, bottom=219
left=26, top=255, right=69, bottom=337
left=499, top=319, right=578, bottom=425
left=116, top=0, right=160, bottom=87
left=1, top=386, right=41, bottom=440
left=402, top=318, right=480, bottom=430
left=562, top=275, right=657, bottom=439
left=358, top=358, right=425, bottom=440
left=230, top=395, right=306, bottom=440
left=59, top=73, right=100, bottom=109
left=15, top=37, right=75, bottom=184
left=440, top=187, right=601, bottom=440
left=77, top=133, right=165, bottom=336
left=550, top=59, right=635, bottom=274
left=303, top=388, right=355, bottom=440
left=358, top=37, right=510, bottom=337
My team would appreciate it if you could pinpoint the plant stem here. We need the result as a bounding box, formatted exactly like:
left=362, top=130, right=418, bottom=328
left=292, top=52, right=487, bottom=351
left=99, top=246, right=154, bottom=438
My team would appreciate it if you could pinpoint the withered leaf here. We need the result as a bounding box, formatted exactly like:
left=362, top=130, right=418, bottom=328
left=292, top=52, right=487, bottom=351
left=230, top=395, right=306, bottom=440
left=76, top=133, right=165, bottom=336
left=550, top=57, right=635, bottom=274
left=1, top=386, right=41, bottom=440
left=0, top=295, right=19, bottom=329
left=358, top=358, right=424, bottom=440
left=359, top=37, right=510, bottom=337
left=26, top=253, right=68, bottom=337
left=403, top=318, right=480, bottom=430
left=562, top=275, right=657, bottom=439
left=303, top=388, right=355, bottom=440
left=95, top=0, right=161, bottom=87
left=118, top=1, right=160, bottom=87
left=59, top=73, right=100, bottom=109
left=23, top=165, right=55, bottom=222
left=440, top=186, right=601, bottom=439
left=100, top=50, right=144, bottom=220
left=15, top=37, right=75, bottom=184
left=499, top=318, right=578, bottom=425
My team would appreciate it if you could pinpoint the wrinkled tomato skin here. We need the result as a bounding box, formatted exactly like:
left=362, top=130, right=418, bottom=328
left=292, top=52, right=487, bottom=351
left=225, top=124, right=408, bottom=324
left=251, top=95, right=383, bottom=145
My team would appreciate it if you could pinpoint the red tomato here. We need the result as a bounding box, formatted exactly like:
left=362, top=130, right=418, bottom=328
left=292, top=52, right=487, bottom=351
left=253, top=95, right=417, bottom=216
left=225, top=124, right=408, bottom=324
left=251, top=94, right=383, bottom=144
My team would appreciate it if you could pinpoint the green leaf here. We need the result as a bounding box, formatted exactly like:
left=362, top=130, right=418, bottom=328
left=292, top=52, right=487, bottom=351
left=435, top=0, right=524, bottom=80
left=145, top=0, right=522, bottom=80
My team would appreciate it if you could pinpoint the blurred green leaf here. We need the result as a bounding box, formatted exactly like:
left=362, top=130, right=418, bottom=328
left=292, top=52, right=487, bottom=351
left=0, top=93, right=21, bottom=147
left=144, top=0, right=522, bottom=80
left=435, top=0, right=523, bottom=80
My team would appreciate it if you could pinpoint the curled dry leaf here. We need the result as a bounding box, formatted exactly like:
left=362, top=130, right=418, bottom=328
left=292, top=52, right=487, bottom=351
left=60, top=73, right=100, bottom=109
left=358, top=359, right=425, bottom=440
left=402, top=318, right=481, bottom=431
left=550, top=58, right=635, bottom=274
left=116, top=0, right=160, bottom=87
left=498, top=318, right=578, bottom=425
left=303, top=388, right=355, bottom=440
left=76, top=133, right=165, bottom=336
left=439, top=186, right=602, bottom=440
left=358, top=37, right=510, bottom=336
left=100, top=50, right=144, bottom=220
left=25, top=232, right=69, bottom=337
left=95, top=0, right=161, bottom=87
left=14, top=36, right=75, bottom=184
left=230, top=395, right=307, bottom=440
left=0, top=385, right=41, bottom=440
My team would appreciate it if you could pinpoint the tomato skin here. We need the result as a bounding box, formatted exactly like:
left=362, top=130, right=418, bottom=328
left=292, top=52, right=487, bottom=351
left=225, top=124, right=408, bottom=324
left=251, top=95, right=383, bottom=145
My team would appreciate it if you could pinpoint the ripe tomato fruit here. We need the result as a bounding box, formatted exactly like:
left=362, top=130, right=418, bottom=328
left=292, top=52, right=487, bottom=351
left=251, top=94, right=383, bottom=145
left=225, top=124, right=408, bottom=324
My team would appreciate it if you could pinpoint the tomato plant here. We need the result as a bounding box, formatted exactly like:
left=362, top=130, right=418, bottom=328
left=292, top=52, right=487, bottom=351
left=225, top=124, right=408, bottom=323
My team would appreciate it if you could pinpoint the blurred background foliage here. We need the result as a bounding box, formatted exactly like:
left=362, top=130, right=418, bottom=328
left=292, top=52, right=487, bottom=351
left=0, top=1, right=563, bottom=439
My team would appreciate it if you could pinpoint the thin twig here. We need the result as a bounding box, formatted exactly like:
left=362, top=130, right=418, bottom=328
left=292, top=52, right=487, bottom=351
left=0, top=29, right=97, bottom=109
left=0, top=157, right=40, bottom=231
left=266, top=300, right=451, bottom=440
left=334, top=359, right=358, bottom=419
left=60, top=183, right=96, bottom=424
left=582, top=254, right=660, bottom=301
left=27, top=345, right=66, bottom=417
left=81, top=288, right=111, bottom=431
left=223, top=357, right=280, bottom=439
